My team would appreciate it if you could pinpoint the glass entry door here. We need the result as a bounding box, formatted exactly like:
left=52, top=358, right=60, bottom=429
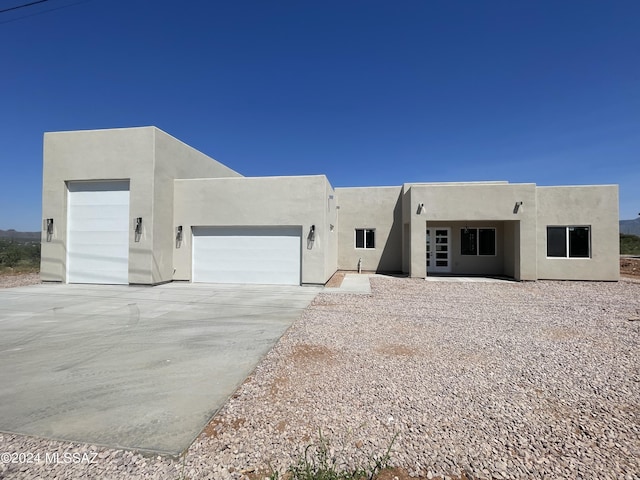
left=426, top=228, right=451, bottom=273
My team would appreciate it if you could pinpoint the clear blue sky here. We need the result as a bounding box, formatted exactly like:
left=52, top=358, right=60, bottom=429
left=1, top=0, right=638, bottom=231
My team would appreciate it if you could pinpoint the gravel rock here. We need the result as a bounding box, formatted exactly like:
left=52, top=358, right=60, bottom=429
left=1, top=278, right=639, bottom=479
left=0, top=272, right=40, bottom=289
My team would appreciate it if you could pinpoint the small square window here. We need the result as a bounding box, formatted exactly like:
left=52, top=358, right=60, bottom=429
left=355, top=229, right=375, bottom=249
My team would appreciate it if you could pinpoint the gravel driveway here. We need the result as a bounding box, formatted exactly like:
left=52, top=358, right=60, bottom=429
left=1, top=277, right=639, bottom=480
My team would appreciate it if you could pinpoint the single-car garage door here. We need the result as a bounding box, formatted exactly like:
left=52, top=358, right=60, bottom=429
left=67, top=181, right=130, bottom=284
left=192, top=226, right=301, bottom=285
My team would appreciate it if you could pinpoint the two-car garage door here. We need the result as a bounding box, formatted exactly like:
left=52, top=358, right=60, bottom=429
left=192, top=226, right=301, bottom=285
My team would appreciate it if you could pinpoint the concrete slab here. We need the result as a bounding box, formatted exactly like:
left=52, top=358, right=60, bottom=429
left=323, top=274, right=372, bottom=294
left=0, top=282, right=320, bottom=455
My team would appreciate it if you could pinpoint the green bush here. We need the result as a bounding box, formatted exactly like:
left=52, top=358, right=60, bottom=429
left=620, top=234, right=640, bottom=255
left=271, top=431, right=397, bottom=480
left=0, top=240, right=40, bottom=269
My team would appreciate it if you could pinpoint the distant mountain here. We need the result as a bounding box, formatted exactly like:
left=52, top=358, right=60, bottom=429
left=620, top=218, right=640, bottom=236
left=0, top=230, right=40, bottom=242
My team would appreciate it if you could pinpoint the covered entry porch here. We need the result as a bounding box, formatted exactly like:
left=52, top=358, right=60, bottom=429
left=425, top=221, right=520, bottom=279
left=402, top=181, right=538, bottom=281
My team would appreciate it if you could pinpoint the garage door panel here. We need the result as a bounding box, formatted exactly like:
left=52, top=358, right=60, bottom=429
left=66, top=269, right=129, bottom=285
left=70, top=195, right=129, bottom=207
left=203, top=256, right=299, bottom=274
left=69, top=225, right=129, bottom=247
left=199, top=269, right=299, bottom=285
left=71, top=206, right=130, bottom=230
left=67, top=181, right=130, bottom=285
left=73, top=225, right=129, bottom=242
left=68, top=257, right=128, bottom=279
left=69, top=244, right=129, bottom=262
left=193, top=227, right=301, bottom=285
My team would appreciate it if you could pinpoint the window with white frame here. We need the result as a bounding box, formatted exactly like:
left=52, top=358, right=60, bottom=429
left=461, top=228, right=496, bottom=256
left=355, top=229, right=375, bottom=249
left=547, top=226, right=590, bottom=258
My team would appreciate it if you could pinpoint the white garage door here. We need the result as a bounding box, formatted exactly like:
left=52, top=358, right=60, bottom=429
left=192, top=226, right=301, bottom=285
left=67, top=181, right=130, bottom=284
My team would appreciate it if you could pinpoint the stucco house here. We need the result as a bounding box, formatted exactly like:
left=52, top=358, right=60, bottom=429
left=40, top=126, right=620, bottom=285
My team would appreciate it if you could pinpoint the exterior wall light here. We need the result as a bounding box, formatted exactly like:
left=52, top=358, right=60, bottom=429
left=417, top=203, right=425, bottom=214
left=307, top=225, right=316, bottom=250
left=514, top=201, right=523, bottom=214
left=46, top=218, right=54, bottom=242
left=176, top=225, right=183, bottom=248
left=134, top=217, right=143, bottom=242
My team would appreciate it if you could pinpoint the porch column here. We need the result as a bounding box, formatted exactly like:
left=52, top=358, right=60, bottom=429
left=410, top=218, right=427, bottom=278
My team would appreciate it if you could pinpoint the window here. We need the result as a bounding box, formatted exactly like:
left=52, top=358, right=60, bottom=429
left=355, top=229, right=375, bottom=249
left=461, top=228, right=496, bottom=256
left=547, top=226, right=590, bottom=258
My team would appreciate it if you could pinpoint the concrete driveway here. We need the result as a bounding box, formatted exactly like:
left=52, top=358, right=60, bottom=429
left=0, top=282, right=320, bottom=455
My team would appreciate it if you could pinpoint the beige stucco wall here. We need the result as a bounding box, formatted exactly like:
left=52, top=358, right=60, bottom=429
left=536, top=186, right=619, bottom=280
left=41, top=126, right=240, bottom=284
left=173, top=175, right=336, bottom=284
left=324, top=183, right=339, bottom=281
left=335, top=186, right=403, bottom=272
left=401, top=186, right=412, bottom=273
left=41, top=127, right=155, bottom=283
left=152, top=129, right=240, bottom=283
left=503, top=221, right=518, bottom=278
left=406, top=182, right=538, bottom=280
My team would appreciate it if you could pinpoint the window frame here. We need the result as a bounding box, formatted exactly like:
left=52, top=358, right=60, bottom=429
left=460, top=227, right=496, bottom=256
left=546, top=225, right=591, bottom=259
left=355, top=228, right=376, bottom=249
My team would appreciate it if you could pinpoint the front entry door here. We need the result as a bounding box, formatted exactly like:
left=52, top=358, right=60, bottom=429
left=426, top=228, right=451, bottom=273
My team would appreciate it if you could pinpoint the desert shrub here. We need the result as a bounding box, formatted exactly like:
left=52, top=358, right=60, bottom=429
left=620, top=234, right=640, bottom=255
left=0, top=240, right=40, bottom=269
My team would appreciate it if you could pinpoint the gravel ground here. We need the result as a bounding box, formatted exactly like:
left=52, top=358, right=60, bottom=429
left=621, top=257, right=640, bottom=280
left=0, top=272, right=40, bottom=289
left=1, top=277, right=639, bottom=480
